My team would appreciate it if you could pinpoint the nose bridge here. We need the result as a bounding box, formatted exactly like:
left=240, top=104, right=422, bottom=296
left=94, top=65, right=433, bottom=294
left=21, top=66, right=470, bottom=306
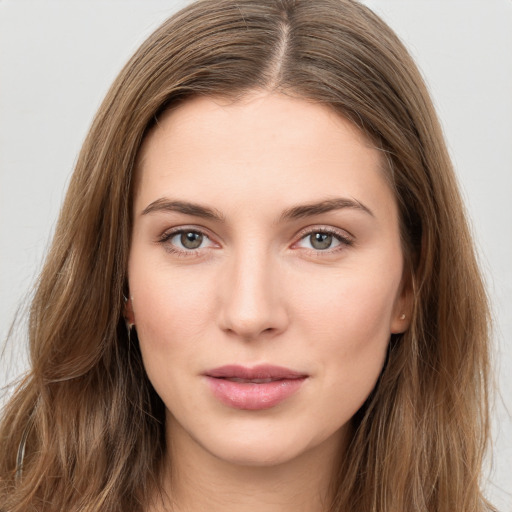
left=219, top=241, right=287, bottom=339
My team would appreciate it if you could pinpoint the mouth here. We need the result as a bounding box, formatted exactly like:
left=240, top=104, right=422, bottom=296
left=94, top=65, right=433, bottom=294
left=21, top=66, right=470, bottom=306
left=220, top=377, right=287, bottom=383
left=204, top=364, right=308, bottom=410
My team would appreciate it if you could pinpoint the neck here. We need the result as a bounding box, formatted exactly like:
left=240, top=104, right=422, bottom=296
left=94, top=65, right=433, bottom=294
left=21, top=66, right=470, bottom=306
left=149, top=416, right=347, bottom=512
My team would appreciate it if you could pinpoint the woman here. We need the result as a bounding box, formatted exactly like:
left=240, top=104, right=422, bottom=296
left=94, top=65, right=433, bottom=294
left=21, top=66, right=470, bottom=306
left=0, top=0, right=495, bottom=511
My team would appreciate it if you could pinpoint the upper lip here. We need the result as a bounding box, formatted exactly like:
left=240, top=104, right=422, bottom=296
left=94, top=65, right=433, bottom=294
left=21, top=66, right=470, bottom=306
left=205, top=364, right=308, bottom=381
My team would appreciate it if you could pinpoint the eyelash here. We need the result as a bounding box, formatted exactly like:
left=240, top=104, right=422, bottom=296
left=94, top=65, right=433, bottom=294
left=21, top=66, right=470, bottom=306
left=293, top=226, right=354, bottom=254
left=157, top=226, right=354, bottom=257
left=157, top=227, right=216, bottom=257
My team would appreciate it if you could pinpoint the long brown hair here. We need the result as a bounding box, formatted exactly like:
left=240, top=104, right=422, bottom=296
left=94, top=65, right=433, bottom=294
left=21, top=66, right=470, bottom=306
left=0, top=1, right=494, bottom=510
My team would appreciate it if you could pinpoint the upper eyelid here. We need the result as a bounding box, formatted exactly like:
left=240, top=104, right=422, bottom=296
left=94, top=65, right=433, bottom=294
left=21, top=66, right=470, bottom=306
left=159, top=225, right=217, bottom=241
left=157, top=224, right=354, bottom=248
left=158, top=227, right=218, bottom=255
left=291, top=226, right=355, bottom=253
left=294, top=224, right=354, bottom=241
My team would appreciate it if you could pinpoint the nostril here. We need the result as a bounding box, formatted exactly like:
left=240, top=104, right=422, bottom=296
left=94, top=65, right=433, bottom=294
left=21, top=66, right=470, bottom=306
left=217, top=263, right=289, bottom=338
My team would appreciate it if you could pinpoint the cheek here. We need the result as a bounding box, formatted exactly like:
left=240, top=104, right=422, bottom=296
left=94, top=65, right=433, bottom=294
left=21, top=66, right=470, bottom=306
left=127, top=255, right=217, bottom=356
left=293, top=264, right=400, bottom=382
left=298, top=267, right=399, bottom=340
left=127, top=261, right=218, bottom=411
left=294, top=275, right=395, bottom=430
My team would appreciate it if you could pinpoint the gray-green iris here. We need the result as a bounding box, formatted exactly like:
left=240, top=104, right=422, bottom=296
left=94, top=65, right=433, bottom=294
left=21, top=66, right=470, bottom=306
left=181, top=232, right=203, bottom=249
left=310, top=233, right=333, bottom=250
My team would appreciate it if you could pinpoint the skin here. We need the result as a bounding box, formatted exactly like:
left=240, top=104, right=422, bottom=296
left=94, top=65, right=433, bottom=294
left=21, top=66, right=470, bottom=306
left=126, top=92, right=411, bottom=511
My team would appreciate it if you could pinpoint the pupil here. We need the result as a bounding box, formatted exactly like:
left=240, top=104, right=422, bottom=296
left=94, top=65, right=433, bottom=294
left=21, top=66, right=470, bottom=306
left=181, top=232, right=203, bottom=249
left=311, top=233, right=332, bottom=250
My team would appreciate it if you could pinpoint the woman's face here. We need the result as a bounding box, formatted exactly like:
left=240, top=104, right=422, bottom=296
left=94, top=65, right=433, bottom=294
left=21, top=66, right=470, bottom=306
left=127, top=92, right=410, bottom=467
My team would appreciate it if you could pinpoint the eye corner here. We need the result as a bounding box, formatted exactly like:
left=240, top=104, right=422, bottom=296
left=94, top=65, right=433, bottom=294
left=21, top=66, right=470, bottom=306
left=157, top=225, right=221, bottom=256
left=291, top=226, right=355, bottom=254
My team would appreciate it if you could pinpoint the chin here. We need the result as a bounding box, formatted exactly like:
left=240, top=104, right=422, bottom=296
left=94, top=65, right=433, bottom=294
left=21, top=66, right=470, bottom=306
left=187, top=417, right=345, bottom=470
left=208, top=440, right=307, bottom=468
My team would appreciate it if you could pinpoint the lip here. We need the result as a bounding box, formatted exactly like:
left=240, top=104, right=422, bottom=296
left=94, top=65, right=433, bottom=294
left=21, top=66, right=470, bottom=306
left=204, top=364, right=308, bottom=410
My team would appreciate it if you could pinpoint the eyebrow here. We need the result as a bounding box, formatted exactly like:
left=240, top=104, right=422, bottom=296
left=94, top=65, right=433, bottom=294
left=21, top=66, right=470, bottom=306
left=279, top=198, right=374, bottom=221
left=141, top=196, right=373, bottom=223
left=141, top=198, right=225, bottom=221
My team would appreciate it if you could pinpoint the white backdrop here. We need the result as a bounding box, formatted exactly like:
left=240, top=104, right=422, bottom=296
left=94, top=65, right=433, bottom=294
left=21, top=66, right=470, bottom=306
left=1, top=1, right=511, bottom=509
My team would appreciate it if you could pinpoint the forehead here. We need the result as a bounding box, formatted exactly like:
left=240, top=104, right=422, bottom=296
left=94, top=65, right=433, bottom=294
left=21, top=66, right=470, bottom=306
left=133, top=92, right=395, bottom=222
left=138, top=92, right=378, bottom=165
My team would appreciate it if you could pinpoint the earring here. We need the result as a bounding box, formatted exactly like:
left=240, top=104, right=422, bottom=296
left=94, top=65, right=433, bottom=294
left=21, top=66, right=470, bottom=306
left=125, top=320, right=134, bottom=339
left=399, top=313, right=406, bottom=320
left=123, top=294, right=135, bottom=334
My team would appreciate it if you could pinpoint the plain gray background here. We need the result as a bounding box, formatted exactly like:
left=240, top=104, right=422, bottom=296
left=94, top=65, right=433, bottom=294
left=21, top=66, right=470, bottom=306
left=1, top=1, right=511, bottom=509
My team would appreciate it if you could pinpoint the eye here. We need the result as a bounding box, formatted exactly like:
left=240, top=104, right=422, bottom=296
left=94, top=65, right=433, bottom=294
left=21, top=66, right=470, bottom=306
left=294, top=228, right=353, bottom=252
left=159, top=228, right=217, bottom=253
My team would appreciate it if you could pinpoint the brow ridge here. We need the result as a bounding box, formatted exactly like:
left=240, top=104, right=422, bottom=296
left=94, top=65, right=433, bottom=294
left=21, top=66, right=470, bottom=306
left=280, top=198, right=373, bottom=221
left=141, top=197, right=372, bottom=223
left=141, top=198, right=225, bottom=221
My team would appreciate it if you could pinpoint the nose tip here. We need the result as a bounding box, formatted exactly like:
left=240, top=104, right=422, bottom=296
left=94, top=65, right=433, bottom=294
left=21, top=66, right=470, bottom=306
left=222, top=304, right=281, bottom=340
left=218, top=257, right=288, bottom=340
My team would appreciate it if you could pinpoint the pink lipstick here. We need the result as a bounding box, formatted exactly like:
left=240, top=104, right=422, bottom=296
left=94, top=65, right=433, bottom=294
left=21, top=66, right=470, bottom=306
left=204, top=365, right=307, bottom=410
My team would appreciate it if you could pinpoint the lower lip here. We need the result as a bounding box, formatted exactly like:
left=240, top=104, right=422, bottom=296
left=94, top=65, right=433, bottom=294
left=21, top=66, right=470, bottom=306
left=205, top=377, right=307, bottom=410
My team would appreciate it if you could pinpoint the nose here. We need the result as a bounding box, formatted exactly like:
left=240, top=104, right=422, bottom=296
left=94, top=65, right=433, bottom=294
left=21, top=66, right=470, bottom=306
left=218, top=247, right=289, bottom=340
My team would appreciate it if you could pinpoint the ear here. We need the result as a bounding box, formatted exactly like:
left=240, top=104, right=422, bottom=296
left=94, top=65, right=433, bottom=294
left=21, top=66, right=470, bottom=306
left=123, top=294, right=135, bottom=328
left=390, top=272, right=414, bottom=334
